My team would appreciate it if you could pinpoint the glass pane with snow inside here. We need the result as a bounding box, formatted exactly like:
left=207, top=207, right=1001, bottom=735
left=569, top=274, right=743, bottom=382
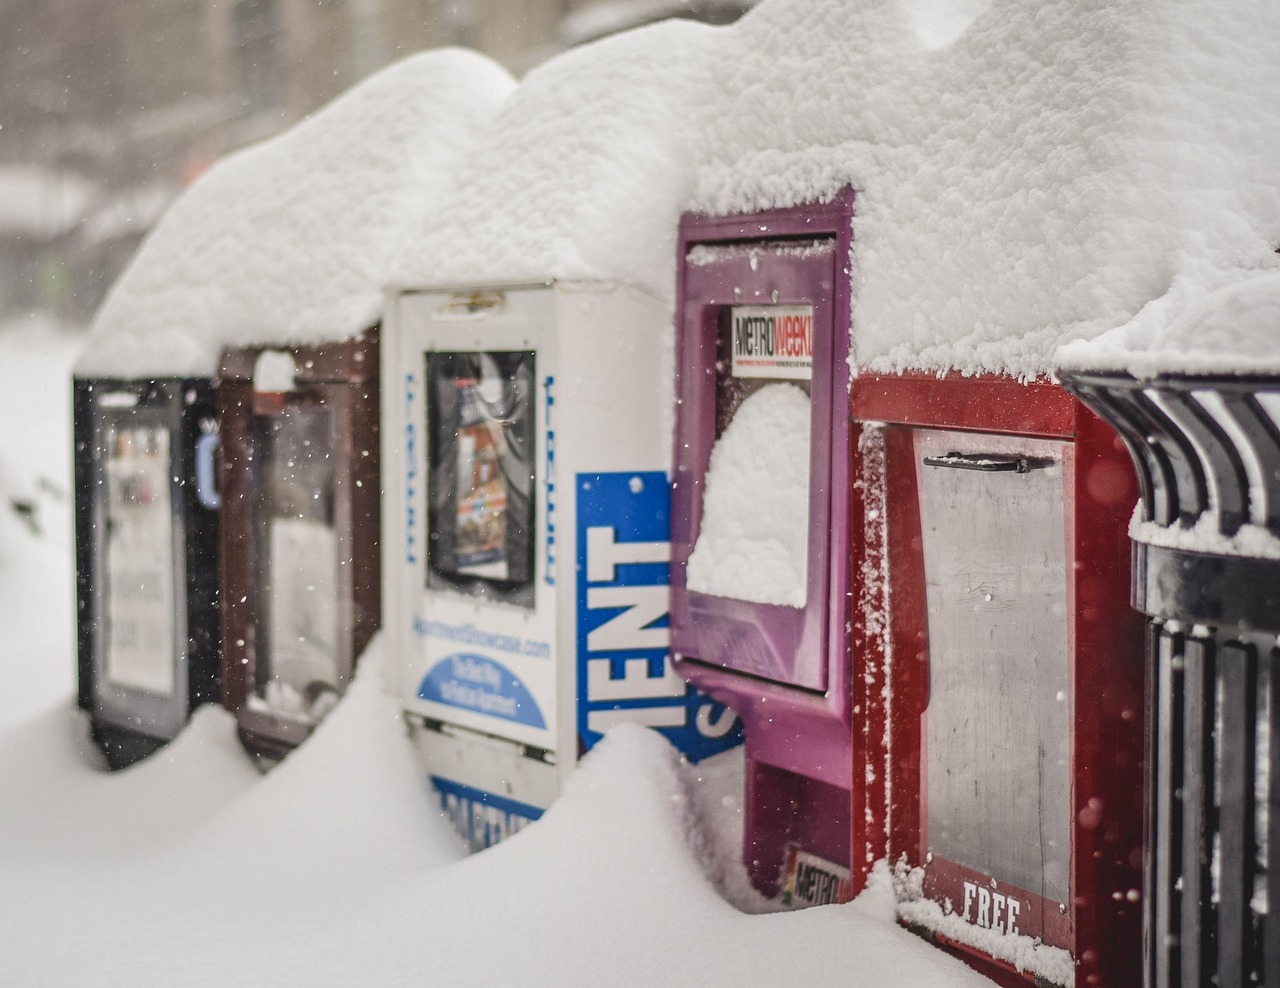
left=251, top=405, right=340, bottom=723
left=916, top=429, right=1072, bottom=908
left=425, top=351, right=535, bottom=607
left=103, top=423, right=177, bottom=695
left=687, top=380, right=812, bottom=608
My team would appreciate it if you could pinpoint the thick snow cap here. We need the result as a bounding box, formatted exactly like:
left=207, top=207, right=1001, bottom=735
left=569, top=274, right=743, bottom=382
left=694, top=0, right=1280, bottom=380
left=76, top=49, right=515, bottom=378
left=388, top=18, right=720, bottom=298
left=76, top=0, right=1280, bottom=381
left=1059, top=273, right=1280, bottom=379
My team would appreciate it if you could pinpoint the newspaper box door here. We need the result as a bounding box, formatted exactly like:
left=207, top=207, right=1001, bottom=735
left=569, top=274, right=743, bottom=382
left=75, top=378, right=221, bottom=766
left=672, top=240, right=839, bottom=692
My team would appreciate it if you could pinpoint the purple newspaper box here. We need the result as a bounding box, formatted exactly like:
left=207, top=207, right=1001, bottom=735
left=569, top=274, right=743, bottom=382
left=672, top=193, right=855, bottom=902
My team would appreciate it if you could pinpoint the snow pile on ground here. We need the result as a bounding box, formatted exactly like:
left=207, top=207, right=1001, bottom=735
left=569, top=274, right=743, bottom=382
left=0, top=702, right=259, bottom=857
left=0, top=315, right=82, bottom=726
left=76, top=50, right=515, bottom=379
left=694, top=0, right=1280, bottom=379
left=1, top=316, right=994, bottom=987
left=687, top=383, right=812, bottom=606
left=0, top=662, right=994, bottom=987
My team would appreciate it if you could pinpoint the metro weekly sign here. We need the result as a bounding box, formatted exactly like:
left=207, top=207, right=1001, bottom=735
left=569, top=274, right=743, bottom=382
left=730, top=304, right=814, bottom=380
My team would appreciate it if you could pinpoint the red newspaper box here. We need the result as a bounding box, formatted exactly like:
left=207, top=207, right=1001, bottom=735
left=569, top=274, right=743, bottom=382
left=217, top=330, right=380, bottom=763
left=852, top=373, right=1145, bottom=987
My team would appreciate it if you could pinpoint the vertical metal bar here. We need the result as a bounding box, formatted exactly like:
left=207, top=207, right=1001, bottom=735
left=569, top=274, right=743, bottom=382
left=1265, top=645, right=1279, bottom=988
left=1096, top=387, right=1180, bottom=526
left=1217, top=641, right=1258, bottom=988
left=1222, top=393, right=1280, bottom=529
left=1145, top=622, right=1160, bottom=988
left=1156, top=628, right=1186, bottom=987
left=1161, top=390, right=1250, bottom=536
left=1132, top=391, right=1210, bottom=526
left=1077, top=384, right=1159, bottom=521
left=1181, top=636, right=1215, bottom=988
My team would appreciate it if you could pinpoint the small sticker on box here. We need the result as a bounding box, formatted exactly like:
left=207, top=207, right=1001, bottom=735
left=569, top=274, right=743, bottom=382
left=780, top=844, right=852, bottom=908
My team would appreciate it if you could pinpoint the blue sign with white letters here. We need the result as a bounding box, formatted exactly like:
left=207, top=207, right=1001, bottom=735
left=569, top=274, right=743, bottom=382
left=418, top=652, right=547, bottom=728
left=430, top=775, right=543, bottom=852
left=575, top=471, right=742, bottom=760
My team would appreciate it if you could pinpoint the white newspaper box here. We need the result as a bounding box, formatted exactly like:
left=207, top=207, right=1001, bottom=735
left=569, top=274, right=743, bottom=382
left=383, top=283, right=741, bottom=849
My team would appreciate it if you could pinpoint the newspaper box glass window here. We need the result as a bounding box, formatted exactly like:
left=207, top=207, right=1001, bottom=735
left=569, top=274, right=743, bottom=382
left=686, top=304, right=814, bottom=610
left=425, top=351, right=535, bottom=607
left=249, top=405, right=340, bottom=723
left=103, top=423, right=178, bottom=697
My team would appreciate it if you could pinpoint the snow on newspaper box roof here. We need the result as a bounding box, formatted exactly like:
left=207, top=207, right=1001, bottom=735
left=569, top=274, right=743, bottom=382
left=75, top=49, right=516, bottom=379
left=78, top=0, right=1280, bottom=382
left=690, top=0, right=1280, bottom=380
left=384, top=16, right=719, bottom=297
left=407, top=0, right=1280, bottom=380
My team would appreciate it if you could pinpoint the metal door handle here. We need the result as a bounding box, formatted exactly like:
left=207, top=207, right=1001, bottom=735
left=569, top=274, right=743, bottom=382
left=922, top=452, right=1052, bottom=473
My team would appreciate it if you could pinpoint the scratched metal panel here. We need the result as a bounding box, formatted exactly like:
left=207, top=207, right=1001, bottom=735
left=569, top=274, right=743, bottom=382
left=915, top=428, right=1073, bottom=905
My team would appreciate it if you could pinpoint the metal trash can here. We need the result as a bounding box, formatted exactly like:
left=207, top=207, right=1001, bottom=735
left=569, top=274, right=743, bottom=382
left=1061, top=368, right=1279, bottom=988
left=73, top=377, right=222, bottom=768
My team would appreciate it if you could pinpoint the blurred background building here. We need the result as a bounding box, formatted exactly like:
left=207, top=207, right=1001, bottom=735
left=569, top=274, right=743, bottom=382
left=0, top=0, right=753, bottom=325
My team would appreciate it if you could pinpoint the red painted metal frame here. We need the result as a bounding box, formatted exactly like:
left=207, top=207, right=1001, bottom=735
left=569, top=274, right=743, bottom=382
left=851, top=372, right=1145, bottom=988
left=218, top=330, right=381, bottom=762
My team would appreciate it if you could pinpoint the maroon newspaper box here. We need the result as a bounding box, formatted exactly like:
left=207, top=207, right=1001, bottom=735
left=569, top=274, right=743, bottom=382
left=671, top=193, right=856, bottom=904
left=852, top=373, right=1145, bottom=987
left=217, top=330, right=380, bottom=763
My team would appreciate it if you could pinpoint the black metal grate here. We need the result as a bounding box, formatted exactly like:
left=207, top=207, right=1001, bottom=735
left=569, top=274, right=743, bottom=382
left=1060, top=370, right=1280, bottom=988
left=1064, top=374, right=1280, bottom=535
left=1148, top=623, right=1278, bottom=988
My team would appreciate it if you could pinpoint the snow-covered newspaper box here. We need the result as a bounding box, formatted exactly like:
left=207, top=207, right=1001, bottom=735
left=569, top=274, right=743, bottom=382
left=1058, top=276, right=1280, bottom=988
left=66, top=49, right=515, bottom=765
left=383, top=283, right=741, bottom=850
left=73, top=378, right=222, bottom=768
left=218, top=332, right=380, bottom=763
left=851, top=372, right=1144, bottom=987
left=670, top=195, right=856, bottom=905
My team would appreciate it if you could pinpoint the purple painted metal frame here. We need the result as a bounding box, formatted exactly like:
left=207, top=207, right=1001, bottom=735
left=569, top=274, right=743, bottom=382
left=671, top=191, right=855, bottom=805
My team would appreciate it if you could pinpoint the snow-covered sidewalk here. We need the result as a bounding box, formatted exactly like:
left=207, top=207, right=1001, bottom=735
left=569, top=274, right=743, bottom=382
left=0, top=316, right=990, bottom=986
